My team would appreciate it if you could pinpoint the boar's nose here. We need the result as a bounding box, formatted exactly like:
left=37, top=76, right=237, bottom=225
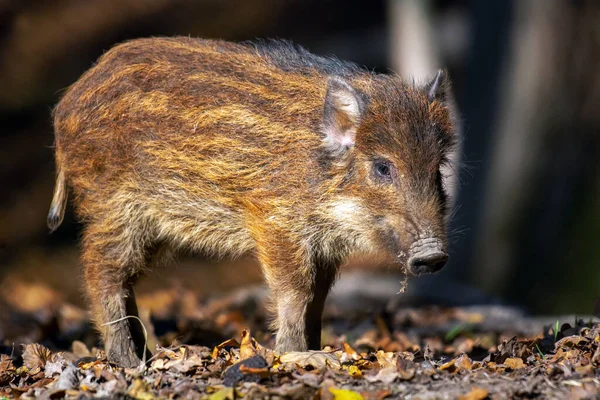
left=408, top=251, right=448, bottom=275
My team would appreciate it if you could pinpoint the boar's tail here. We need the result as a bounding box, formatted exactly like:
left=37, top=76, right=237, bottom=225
left=47, top=166, right=68, bottom=232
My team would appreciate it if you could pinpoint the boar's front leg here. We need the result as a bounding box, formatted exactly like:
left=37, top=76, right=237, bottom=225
left=82, top=222, right=151, bottom=368
left=256, top=234, right=338, bottom=352
left=304, top=258, right=338, bottom=350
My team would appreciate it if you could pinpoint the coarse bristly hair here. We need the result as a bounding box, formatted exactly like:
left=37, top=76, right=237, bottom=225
left=47, top=37, right=458, bottom=367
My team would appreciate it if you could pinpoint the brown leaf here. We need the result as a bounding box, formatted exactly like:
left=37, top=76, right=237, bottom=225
left=30, top=377, right=55, bottom=388
left=439, top=359, right=456, bottom=373
left=555, top=336, right=589, bottom=349
left=398, top=367, right=416, bottom=380
left=592, top=343, right=600, bottom=366
left=365, top=367, right=398, bottom=385
left=394, top=333, right=419, bottom=352
left=393, top=357, right=414, bottom=380
left=343, top=342, right=359, bottom=357
left=211, top=338, right=240, bottom=359
left=455, top=354, right=474, bottom=371
left=128, top=377, right=154, bottom=400
left=11, top=386, right=29, bottom=398
left=438, top=355, right=473, bottom=374
left=77, top=358, right=102, bottom=370
left=71, top=341, right=91, bottom=359
left=376, top=390, right=392, bottom=400
left=0, top=355, right=15, bottom=386
left=22, top=344, right=52, bottom=373
left=240, top=329, right=258, bottom=360
left=458, top=387, right=489, bottom=400
left=504, top=357, right=525, bottom=370
left=238, top=363, right=271, bottom=379
left=455, top=338, right=476, bottom=355
left=483, top=361, right=501, bottom=373
left=358, top=390, right=392, bottom=400
left=574, top=364, right=594, bottom=376
left=279, top=351, right=341, bottom=369
left=354, top=330, right=378, bottom=349
left=92, top=364, right=104, bottom=380
left=374, top=351, right=396, bottom=369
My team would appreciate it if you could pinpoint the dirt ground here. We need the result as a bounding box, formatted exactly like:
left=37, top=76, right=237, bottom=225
left=1, top=273, right=599, bottom=399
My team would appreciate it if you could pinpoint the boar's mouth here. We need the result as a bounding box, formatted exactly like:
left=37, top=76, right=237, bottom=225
left=406, top=238, right=448, bottom=275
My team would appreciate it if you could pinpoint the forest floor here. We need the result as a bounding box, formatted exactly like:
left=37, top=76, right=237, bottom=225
left=1, top=274, right=599, bottom=399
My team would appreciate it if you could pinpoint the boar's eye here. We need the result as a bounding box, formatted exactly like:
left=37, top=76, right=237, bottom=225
left=372, top=159, right=395, bottom=184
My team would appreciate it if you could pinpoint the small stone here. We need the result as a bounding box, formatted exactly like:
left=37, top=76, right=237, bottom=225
left=222, top=355, right=268, bottom=387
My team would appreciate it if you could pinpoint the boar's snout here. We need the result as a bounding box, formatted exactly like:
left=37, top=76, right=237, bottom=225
left=407, top=238, right=448, bottom=275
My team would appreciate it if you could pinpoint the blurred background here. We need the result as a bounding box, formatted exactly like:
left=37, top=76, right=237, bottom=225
left=0, top=0, right=598, bottom=338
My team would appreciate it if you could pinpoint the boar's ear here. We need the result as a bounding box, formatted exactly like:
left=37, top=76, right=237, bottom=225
left=323, top=77, right=365, bottom=153
left=425, top=69, right=450, bottom=102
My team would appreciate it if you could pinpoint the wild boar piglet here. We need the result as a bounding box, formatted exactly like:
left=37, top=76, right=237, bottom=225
left=48, top=37, right=458, bottom=367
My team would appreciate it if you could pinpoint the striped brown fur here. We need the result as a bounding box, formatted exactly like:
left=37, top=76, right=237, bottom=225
left=49, top=37, right=457, bottom=367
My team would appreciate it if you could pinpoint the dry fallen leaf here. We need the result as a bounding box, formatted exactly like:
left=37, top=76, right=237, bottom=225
left=22, top=343, right=52, bottom=373
left=343, top=342, right=361, bottom=360
left=71, top=340, right=91, bottom=359
left=458, top=386, right=489, bottom=400
left=77, top=358, right=102, bottom=370
left=128, top=378, right=155, bottom=400
left=504, top=357, right=526, bottom=370
left=358, top=390, right=392, bottom=400
left=0, top=355, right=15, bottom=387
left=455, top=354, right=474, bottom=371
left=555, top=336, right=589, bottom=349
left=211, top=338, right=241, bottom=359
left=574, top=364, right=594, bottom=376
left=375, top=351, right=396, bottom=369
left=279, top=351, right=342, bottom=369
left=439, top=359, right=457, bottom=373
left=238, top=363, right=270, bottom=377
left=366, top=367, right=398, bottom=385
left=4, top=274, right=600, bottom=399
left=239, top=329, right=258, bottom=360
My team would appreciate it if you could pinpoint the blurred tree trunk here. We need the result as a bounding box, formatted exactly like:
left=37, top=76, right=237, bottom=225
left=388, top=0, right=438, bottom=80
left=473, top=0, right=600, bottom=313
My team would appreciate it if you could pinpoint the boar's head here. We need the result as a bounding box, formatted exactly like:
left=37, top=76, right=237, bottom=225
left=322, top=70, right=458, bottom=275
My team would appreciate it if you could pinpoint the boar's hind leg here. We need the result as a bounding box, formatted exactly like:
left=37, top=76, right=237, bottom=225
left=258, top=241, right=338, bottom=353
left=82, top=222, right=151, bottom=368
